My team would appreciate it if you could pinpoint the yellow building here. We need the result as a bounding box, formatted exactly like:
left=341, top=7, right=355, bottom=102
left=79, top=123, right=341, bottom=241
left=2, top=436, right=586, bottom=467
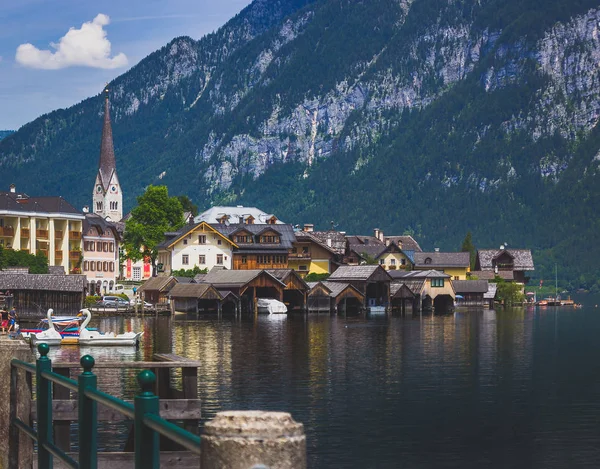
left=376, top=242, right=415, bottom=271
left=289, top=231, right=340, bottom=276
left=0, top=184, right=84, bottom=274
left=413, top=251, right=471, bottom=280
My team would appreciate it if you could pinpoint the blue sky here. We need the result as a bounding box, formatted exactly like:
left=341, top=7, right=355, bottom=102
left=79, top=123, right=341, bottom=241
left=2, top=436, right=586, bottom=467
left=0, top=0, right=252, bottom=130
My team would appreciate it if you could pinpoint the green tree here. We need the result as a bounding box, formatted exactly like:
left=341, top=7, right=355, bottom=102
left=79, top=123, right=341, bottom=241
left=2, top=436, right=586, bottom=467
left=171, top=266, right=208, bottom=278
left=0, top=245, right=4, bottom=270
left=123, top=185, right=184, bottom=276
left=494, top=276, right=525, bottom=306
left=176, top=195, right=199, bottom=217
left=461, top=231, right=476, bottom=270
left=0, top=248, right=49, bottom=274
left=360, top=252, right=379, bottom=265
left=304, top=272, right=330, bottom=282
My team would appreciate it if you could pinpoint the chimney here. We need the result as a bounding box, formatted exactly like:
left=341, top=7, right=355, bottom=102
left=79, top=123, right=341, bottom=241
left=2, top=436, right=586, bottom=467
left=303, top=224, right=314, bottom=232
left=385, top=239, right=390, bottom=246
left=9, top=184, right=15, bottom=193
left=434, top=247, right=440, bottom=252
left=373, top=228, right=380, bottom=241
left=82, top=206, right=89, bottom=213
left=500, top=245, right=505, bottom=250
left=327, top=238, right=332, bottom=247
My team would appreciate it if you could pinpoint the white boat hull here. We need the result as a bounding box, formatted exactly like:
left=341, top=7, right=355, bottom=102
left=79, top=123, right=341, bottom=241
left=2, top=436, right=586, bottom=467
left=78, top=332, right=143, bottom=346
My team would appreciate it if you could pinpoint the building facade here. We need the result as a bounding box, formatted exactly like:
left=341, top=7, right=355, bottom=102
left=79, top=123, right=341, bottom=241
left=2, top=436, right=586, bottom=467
left=82, top=213, right=120, bottom=294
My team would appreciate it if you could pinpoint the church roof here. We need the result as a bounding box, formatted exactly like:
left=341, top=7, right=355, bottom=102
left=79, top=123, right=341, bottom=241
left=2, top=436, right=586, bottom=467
left=98, top=90, right=117, bottom=190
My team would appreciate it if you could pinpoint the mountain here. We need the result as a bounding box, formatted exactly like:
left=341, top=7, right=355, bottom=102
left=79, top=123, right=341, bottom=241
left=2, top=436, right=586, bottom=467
left=0, top=131, right=14, bottom=141
left=2, top=0, right=600, bottom=290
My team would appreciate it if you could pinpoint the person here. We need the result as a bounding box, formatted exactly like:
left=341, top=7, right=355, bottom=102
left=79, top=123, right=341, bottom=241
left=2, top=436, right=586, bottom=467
left=0, top=309, right=7, bottom=334
left=7, top=307, right=17, bottom=334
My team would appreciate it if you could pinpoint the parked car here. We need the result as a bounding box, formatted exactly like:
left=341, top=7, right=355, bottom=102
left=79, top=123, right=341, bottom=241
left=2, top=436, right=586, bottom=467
left=130, top=298, right=153, bottom=308
left=96, top=296, right=130, bottom=308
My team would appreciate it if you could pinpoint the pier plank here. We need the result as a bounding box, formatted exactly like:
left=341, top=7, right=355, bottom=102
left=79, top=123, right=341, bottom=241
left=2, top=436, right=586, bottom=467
left=33, top=451, right=200, bottom=469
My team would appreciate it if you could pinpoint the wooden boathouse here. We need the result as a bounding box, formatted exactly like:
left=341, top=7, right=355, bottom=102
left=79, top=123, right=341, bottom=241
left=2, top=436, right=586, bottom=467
left=453, top=280, right=489, bottom=307
left=307, top=281, right=364, bottom=313
left=327, top=265, right=391, bottom=309
left=137, top=276, right=178, bottom=305
left=167, top=283, right=223, bottom=314
left=266, top=269, right=310, bottom=311
left=0, top=271, right=86, bottom=318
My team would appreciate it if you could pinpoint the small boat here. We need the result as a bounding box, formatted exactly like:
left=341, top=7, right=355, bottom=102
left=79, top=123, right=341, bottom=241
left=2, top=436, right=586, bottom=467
left=77, top=309, right=143, bottom=346
left=257, top=298, right=287, bottom=314
left=30, top=309, right=64, bottom=346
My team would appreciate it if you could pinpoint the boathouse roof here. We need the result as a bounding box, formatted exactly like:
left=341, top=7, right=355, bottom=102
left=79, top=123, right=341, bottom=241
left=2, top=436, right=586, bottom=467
left=469, top=270, right=514, bottom=281
left=202, top=268, right=285, bottom=288
left=328, top=265, right=392, bottom=282
left=414, top=251, right=470, bottom=268
left=452, top=280, right=489, bottom=294
left=138, top=276, right=177, bottom=293
left=0, top=272, right=87, bottom=292
left=484, top=283, right=498, bottom=299
left=168, top=283, right=222, bottom=299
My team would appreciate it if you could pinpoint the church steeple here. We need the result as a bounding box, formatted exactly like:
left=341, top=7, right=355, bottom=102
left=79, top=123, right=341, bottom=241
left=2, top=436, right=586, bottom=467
left=93, top=86, right=123, bottom=222
left=98, top=87, right=116, bottom=190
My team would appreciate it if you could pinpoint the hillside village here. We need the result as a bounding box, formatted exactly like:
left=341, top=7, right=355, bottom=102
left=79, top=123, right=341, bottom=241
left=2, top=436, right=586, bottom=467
left=0, top=91, right=534, bottom=316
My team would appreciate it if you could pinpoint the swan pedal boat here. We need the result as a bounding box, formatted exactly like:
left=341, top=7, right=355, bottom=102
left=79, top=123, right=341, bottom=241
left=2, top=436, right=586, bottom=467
left=31, top=309, right=143, bottom=347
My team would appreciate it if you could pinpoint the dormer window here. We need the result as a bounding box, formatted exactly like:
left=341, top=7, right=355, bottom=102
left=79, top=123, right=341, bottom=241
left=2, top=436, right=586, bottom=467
left=267, top=216, right=277, bottom=225
left=235, top=234, right=253, bottom=243
left=246, top=216, right=255, bottom=225
left=424, top=257, right=432, bottom=264
left=260, top=235, right=280, bottom=244
left=218, top=216, right=228, bottom=224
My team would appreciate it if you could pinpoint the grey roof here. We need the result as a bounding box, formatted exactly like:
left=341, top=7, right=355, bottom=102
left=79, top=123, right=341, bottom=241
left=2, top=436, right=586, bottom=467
left=203, top=268, right=285, bottom=288
left=346, top=235, right=386, bottom=258
left=388, top=269, right=450, bottom=279
left=173, top=277, right=194, bottom=284
left=83, top=213, right=120, bottom=239
left=156, top=222, right=232, bottom=250
left=195, top=206, right=284, bottom=224
left=396, top=279, right=426, bottom=295
left=484, top=283, right=498, bottom=299
left=329, top=265, right=390, bottom=281
left=321, top=281, right=363, bottom=298
left=390, top=281, right=418, bottom=297
left=48, top=266, right=66, bottom=275
left=194, top=274, right=207, bottom=283
left=0, top=272, right=86, bottom=292
left=294, top=231, right=339, bottom=256
left=477, top=249, right=535, bottom=271
left=469, top=270, right=514, bottom=281
left=387, top=270, right=413, bottom=279
left=168, top=283, right=221, bottom=299
left=0, top=191, right=82, bottom=216
left=305, top=230, right=347, bottom=255
left=138, top=276, right=176, bottom=293
left=414, top=251, right=470, bottom=267
left=452, top=280, right=489, bottom=294
left=384, top=235, right=423, bottom=252
left=212, top=223, right=296, bottom=251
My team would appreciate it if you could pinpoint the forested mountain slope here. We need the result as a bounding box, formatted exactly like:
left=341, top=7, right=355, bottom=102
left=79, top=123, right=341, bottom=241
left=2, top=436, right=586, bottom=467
left=2, top=0, right=600, bottom=289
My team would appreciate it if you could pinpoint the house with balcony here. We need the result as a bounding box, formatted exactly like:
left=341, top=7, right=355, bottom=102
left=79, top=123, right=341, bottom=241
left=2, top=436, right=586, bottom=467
left=289, top=230, right=341, bottom=276
left=82, top=213, right=121, bottom=294
left=473, top=247, right=534, bottom=284
left=156, top=222, right=238, bottom=275
left=0, top=184, right=84, bottom=274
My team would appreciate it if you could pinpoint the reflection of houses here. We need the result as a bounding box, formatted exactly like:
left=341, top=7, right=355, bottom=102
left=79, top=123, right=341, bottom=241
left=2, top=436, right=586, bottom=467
left=389, top=270, right=455, bottom=312
left=414, top=250, right=470, bottom=280
left=82, top=213, right=120, bottom=294
left=473, top=247, right=534, bottom=284
left=0, top=270, right=86, bottom=317
left=156, top=222, right=237, bottom=274
left=453, top=280, right=489, bottom=307
left=327, top=265, right=391, bottom=308
left=307, top=281, right=364, bottom=313
left=0, top=184, right=84, bottom=274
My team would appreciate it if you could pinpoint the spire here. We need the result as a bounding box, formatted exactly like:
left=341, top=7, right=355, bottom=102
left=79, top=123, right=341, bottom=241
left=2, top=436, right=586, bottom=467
left=98, top=86, right=117, bottom=190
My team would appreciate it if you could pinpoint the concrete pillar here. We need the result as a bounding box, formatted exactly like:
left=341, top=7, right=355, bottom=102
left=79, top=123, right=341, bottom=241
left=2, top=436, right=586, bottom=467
left=201, top=411, right=306, bottom=469
left=2, top=338, right=34, bottom=469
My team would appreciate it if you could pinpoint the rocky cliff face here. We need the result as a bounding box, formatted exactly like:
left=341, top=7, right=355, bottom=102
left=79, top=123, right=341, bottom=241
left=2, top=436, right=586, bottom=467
left=2, top=0, right=600, bottom=286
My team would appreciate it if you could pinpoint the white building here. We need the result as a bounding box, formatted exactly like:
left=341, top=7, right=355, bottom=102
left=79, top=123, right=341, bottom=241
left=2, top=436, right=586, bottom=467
left=157, top=222, right=237, bottom=275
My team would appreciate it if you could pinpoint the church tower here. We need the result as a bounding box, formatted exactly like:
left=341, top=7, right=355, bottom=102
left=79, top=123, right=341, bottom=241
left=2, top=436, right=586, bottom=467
left=93, top=87, right=123, bottom=222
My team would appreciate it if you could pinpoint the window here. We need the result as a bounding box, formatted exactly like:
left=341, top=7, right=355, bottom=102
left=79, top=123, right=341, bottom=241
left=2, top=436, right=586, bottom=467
left=299, top=265, right=308, bottom=271
left=291, top=247, right=298, bottom=254
left=83, top=261, right=89, bottom=271
left=390, top=259, right=396, bottom=266
left=96, top=201, right=103, bottom=211
left=183, top=239, right=188, bottom=245
left=260, top=235, right=280, bottom=243
left=424, top=257, right=432, bottom=265
left=216, top=254, right=223, bottom=265
left=241, top=255, right=247, bottom=264
left=235, top=235, right=252, bottom=243
left=401, top=259, right=406, bottom=266
left=302, top=246, right=309, bottom=254
left=103, top=261, right=108, bottom=271
left=103, top=242, right=108, bottom=252
left=96, top=261, right=102, bottom=271
left=431, top=278, right=444, bottom=287
left=90, top=262, right=95, bottom=272
left=379, top=259, right=385, bottom=265
left=132, top=267, right=141, bottom=281
left=182, top=254, right=189, bottom=265
left=455, top=276, right=459, bottom=280
left=217, top=239, right=222, bottom=245
left=246, top=216, right=254, bottom=224
left=198, top=235, right=206, bottom=244
left=109, top=263, right=114, bottom=272
left=96, top=242, right=102, bottom=251
left=109, top=243, right=114, bottom=252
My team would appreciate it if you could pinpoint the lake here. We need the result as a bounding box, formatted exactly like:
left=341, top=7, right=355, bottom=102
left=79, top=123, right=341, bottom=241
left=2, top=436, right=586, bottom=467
left=44, top=297, right=600, bottom=468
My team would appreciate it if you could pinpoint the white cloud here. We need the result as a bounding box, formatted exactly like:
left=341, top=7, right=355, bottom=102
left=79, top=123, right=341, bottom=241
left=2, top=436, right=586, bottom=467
left=15, top=14, right=128, bottom=70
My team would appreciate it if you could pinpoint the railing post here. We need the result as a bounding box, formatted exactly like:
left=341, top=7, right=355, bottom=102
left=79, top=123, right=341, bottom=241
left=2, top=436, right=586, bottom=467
left=135, top=370, right=159, bottom=469
left=36, top=343, right=53, bottom=469
left=78, top=355, right=98, bottom=469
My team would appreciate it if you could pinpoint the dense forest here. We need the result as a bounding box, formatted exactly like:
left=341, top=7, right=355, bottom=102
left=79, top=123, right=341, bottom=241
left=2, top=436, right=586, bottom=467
left=0, top=131, right=14, bottom=141
left=1, top=0, right=600, bottom=291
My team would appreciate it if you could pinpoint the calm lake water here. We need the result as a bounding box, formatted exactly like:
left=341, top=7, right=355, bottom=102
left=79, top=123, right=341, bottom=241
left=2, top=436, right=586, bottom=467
left=43, top=296, right=600, bottom=468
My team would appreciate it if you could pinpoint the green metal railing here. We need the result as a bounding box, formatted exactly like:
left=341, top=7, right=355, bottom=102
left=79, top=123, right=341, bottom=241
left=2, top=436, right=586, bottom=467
left=10, top=343, right=201, bottom=469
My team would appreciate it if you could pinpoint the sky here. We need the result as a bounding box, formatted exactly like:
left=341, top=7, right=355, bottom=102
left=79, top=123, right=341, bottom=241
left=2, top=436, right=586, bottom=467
left=0, top=0, right=252, bottom=130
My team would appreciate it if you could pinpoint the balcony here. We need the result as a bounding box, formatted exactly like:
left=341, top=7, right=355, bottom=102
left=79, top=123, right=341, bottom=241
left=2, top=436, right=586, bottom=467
left=0, top=226, right=15, bottom=237
left=69, top=231, right=81, bottom=240
left=55, top=230, right=64, bottom=239
left=70, top=268, right=82, bottom=275
left=20, top=228, right=30, bottom=238
left=289, top=252, right=311, bottom=259
left=69, top=250, right=81, bottom=260
left=36, top=229, right=49, bottom=239
left=55, top=250, right=63, bottom=261
left=37, top=249, right=49, bottom=258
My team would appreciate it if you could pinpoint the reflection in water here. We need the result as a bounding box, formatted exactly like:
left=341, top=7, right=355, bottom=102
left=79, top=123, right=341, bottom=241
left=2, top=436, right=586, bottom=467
left=29, top=302, right=600, bottom=467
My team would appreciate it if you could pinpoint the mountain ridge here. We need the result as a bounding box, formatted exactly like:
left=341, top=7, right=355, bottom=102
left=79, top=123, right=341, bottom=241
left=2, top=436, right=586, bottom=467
left=2, top=0, right=600, bottom=290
